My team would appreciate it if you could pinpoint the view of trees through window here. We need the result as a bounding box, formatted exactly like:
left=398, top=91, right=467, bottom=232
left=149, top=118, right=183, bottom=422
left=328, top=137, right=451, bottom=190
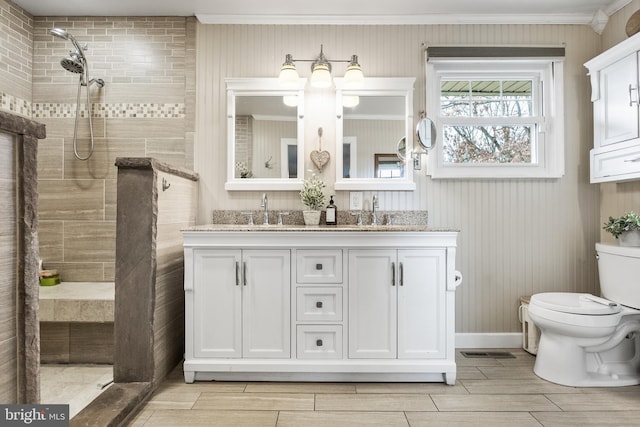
left=440, top=79, right=535, bottom=164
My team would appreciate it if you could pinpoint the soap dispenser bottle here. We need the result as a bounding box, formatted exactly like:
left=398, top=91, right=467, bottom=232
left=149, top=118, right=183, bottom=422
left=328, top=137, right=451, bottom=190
left=325, top=195, right=337, bottom=225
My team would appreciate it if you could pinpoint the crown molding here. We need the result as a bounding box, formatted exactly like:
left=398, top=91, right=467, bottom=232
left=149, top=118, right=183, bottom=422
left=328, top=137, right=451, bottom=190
left=603, top=0, right=633, bottom=16
left=196, top=12, right=601, bottom=26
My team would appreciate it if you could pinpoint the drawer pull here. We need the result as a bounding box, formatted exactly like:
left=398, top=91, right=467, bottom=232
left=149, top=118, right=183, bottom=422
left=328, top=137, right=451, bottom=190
left=316, top=263, right=323, bottom=270
left=316, top=301, right=323, bottom=308
left=623, top=157, right=640, bottom=163
left=316, top=339, right=323, bottom=347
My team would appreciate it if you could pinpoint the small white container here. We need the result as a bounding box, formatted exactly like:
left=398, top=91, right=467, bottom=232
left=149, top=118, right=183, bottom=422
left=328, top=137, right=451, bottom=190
left=519, top=296, right=540, bottom=355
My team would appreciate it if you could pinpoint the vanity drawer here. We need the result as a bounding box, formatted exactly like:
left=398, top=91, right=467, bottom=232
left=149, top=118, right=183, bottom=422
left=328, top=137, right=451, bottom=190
left=296, top=287, right=342, bottom=322
left=296, top=325, right=343, bottom=359
left=296, top=250, right=343, bottom=284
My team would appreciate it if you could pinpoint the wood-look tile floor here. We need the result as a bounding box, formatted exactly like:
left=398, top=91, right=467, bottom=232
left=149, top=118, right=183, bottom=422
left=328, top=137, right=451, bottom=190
left=126, top=349, right=640, bottom=426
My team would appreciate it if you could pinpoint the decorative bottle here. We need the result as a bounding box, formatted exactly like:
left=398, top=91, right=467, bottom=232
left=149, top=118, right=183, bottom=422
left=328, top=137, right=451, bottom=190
left=325, top=195, right=337, bottom=225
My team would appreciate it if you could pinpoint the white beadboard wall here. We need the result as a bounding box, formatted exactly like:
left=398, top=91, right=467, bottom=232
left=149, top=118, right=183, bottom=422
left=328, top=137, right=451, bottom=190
left=195, top=23, right=602, bottom=333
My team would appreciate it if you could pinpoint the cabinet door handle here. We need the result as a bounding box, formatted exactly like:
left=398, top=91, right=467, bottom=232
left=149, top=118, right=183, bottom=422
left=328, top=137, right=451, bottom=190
left=630, top=84, right=639, bottom=107
left=624, top=157, right=640, bottom=163
left=243, top=261, right=247, bottom=286
left=399, top=262, right=404, bottom=286
left=316, top=339, right=323, bottom=347
left=235, top=261, right=239, bottom=286
left=391, top=262, right=396, bottom=286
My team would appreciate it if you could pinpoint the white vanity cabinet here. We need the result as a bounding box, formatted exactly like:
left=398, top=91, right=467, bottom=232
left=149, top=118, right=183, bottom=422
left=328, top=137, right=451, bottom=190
left=349, top=249, right=445, bottom=360
left=182, top=226, right=460, bottom=384
left=186, top=248, right=290, bottom=379
left=585, top=32, right=640, bottom=183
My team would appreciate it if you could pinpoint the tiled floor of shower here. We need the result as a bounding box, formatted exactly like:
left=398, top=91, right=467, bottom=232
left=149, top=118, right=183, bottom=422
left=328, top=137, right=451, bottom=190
left=40, top=364, right=113, bottom=419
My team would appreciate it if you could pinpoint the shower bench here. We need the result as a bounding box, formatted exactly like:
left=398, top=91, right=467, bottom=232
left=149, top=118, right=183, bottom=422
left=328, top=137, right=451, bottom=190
left=39, top=282, right=114, bottom=364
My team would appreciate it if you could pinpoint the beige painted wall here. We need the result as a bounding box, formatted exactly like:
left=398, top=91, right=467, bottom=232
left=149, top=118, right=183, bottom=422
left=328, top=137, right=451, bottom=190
left=195, top=23, right=602, bottom=333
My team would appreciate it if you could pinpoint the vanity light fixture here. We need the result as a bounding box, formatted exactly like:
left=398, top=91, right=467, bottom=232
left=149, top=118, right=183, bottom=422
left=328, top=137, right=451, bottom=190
left=279, top=45, right=364, bottom=89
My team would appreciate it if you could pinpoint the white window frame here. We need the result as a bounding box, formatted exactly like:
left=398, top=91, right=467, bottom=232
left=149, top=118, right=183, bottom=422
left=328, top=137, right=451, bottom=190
left=426, top=58, right=565, bottom=179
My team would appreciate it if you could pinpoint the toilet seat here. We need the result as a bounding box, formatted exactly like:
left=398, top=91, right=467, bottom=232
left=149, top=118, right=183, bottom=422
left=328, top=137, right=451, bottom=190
left=531, top=292, right=621, bottom=315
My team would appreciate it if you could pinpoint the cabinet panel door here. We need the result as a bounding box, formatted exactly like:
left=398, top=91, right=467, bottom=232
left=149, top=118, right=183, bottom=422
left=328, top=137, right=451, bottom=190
left=193, top=250, right=242, bottom=358
left=599, top=52, right=639, bottom=147
left=242, top=250, right=291, bottom=358
left=348, top=250, right=397, bottom=359
left=398, top=249, right=446, bottom=359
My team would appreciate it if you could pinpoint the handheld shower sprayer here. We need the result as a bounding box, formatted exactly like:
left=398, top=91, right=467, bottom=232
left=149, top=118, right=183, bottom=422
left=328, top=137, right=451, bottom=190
left=49, top=28, right=105, bottom=160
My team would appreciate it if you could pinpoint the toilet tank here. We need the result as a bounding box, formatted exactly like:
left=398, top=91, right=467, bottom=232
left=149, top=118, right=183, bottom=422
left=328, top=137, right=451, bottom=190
left=596, top=243, right=640, bottom=309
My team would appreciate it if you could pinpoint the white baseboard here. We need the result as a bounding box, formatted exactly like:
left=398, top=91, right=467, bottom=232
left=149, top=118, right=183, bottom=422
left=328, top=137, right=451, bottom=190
left=455, top=333, right=523, bottom=349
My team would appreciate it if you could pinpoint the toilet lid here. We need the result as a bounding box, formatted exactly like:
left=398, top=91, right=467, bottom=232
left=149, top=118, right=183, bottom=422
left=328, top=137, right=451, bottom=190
left=531, top=293, right=622, bottom=315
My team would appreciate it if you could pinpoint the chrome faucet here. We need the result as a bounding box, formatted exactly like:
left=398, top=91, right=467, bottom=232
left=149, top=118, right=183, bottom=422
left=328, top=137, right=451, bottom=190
left=372, top=194, right=379, bottom=226
left=260, top=193, right=269, bottom=225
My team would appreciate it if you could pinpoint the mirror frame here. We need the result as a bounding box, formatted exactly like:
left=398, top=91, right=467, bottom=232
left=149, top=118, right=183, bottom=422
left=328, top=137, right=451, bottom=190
left=334, top=77, right=416, bottom=191
left=224, top=77, right=306, bottom=191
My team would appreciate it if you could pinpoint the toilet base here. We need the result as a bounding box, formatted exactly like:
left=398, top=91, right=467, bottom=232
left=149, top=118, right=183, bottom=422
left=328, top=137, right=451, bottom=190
left=534, top=332, right=640, bottom=387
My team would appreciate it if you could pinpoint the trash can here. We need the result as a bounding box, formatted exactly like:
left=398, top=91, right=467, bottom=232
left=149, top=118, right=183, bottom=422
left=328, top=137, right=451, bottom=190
left=519, top=296, right=540, bottom=355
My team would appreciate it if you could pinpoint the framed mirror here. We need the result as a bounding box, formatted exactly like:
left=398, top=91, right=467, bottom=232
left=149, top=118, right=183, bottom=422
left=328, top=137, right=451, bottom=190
left=334, top=77, right=416, bottom=190
left=225, top=78, right=306, bottom=190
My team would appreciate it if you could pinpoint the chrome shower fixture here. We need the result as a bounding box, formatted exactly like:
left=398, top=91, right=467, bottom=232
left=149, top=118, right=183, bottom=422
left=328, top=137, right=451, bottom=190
left=49, top=28, right=105, bottom=160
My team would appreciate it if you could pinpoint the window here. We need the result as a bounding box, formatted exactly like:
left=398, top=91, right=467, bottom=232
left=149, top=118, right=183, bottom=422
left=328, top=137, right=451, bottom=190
left=425, top=47, right=565, bottom=179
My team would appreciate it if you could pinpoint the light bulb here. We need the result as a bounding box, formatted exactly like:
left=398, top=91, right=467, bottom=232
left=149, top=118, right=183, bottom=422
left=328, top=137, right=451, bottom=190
left=310, top=64, right=332, bottom=88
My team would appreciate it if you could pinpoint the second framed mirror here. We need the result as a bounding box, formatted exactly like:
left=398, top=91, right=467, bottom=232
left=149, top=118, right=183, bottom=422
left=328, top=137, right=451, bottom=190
left=334, top=77, right=416, bottom=191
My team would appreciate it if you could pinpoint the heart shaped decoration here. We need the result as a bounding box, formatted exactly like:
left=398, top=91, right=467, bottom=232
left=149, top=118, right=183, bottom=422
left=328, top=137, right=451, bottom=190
left=310, top=150, right=330, bottom=171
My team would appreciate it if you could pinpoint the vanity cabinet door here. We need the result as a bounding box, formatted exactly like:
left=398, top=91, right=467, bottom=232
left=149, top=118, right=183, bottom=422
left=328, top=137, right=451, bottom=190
left=348, top=249, right=447, bottom=360
left=397, top=249, right=446, bottom=359
left=191, top=249, right=290, bottom=359
left=242, top=250, right=291, bottom=358
left=193, top=249, right=242, bottom=358
left=348, top=250, right=397, bottom=359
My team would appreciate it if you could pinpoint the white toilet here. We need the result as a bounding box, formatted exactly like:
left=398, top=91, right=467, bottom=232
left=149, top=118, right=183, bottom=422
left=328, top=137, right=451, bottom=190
left=528, top=243, right=640, bottom=386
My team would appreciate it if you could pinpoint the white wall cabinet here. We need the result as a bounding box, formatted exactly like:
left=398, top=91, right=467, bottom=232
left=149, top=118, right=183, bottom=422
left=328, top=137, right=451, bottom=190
left=183, top=227, right=460, bottom=384
left=586, top=32, right=640, bottom=183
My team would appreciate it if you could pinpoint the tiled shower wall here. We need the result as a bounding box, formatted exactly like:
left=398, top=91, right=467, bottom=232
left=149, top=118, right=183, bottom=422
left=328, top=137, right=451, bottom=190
left=0, top=0, right=32, bottom=115
left=32, top=16, right=196, bottom=281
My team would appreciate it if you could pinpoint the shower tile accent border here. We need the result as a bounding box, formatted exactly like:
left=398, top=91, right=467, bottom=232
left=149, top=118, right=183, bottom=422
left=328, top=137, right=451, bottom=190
left=0, top=93, right=185, bottom=119
left=0, top=93, right=31, bottom=118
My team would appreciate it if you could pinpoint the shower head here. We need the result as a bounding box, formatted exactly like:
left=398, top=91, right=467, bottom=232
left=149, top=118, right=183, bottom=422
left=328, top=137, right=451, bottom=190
left=60, top=55, right=84, bottom=74
left=50, top=28, right=70, bottom=40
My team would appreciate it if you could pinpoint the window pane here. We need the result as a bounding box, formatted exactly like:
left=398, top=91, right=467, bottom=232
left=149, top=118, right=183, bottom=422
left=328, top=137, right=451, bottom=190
left=440, top=80, right=470, bottom=117
left=442, top=125, right=532, bottom=163
left=503, top=80, right=532, bottom=117
left=471, top=80, right=501, bottom=117
left=441, top=79, right=533, bottom=118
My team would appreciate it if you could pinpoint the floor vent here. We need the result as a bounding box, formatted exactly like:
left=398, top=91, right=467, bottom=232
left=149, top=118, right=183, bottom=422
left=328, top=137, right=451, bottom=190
left=461, top=351, right=515, bottom=359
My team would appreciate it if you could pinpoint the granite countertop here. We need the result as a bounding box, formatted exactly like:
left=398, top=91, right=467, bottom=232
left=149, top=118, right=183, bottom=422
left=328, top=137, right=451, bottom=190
left=183, top=224, right=457, bottom=232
